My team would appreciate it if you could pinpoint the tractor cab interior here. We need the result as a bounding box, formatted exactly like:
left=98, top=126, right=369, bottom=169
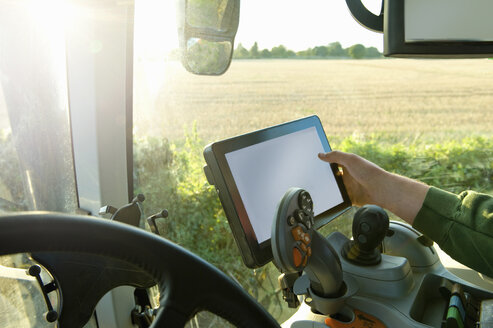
left=0, top=0, right=492, bottom=327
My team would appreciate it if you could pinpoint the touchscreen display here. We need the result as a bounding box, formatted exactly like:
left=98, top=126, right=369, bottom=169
left=224, top=126, right=344, bottom=243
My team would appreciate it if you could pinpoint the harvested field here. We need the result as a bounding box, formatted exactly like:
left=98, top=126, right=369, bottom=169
left=134, top=58, right=493, bottom=145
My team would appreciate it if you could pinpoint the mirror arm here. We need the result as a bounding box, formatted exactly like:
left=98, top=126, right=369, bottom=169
left=345, top=0, right=384, bottom=33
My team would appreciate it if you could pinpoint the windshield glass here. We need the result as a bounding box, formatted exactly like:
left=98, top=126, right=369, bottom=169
left=0, top=1, right=79, bottom=326
left=133, top=0, right=492, bottom=324
left=0, top=1, right=78, bottom=213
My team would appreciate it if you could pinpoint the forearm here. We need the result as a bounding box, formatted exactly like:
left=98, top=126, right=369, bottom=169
left=372, top=171, right=429, bottom=224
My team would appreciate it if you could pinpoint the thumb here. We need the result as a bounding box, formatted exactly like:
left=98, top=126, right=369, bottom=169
left=318, top=150, right=347, bottom=164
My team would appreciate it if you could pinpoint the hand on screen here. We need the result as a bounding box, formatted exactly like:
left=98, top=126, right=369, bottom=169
left=318, top=151, right=386, bottom=207
left=318, top=151, right=429, bottom=224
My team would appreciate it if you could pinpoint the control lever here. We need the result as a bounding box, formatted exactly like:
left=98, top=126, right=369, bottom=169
left=101, top=194, right=169, bottom=236
left=342, top=205, right=389, bottom=265
left=99, top=194, right=145, bottom=227
left=146, top=209, right=168, bottom=236
left=272, top=188, right=356, bottom=314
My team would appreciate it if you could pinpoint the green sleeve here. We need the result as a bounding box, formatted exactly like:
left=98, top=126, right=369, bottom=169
left=413, top=187, right=493, bottom=277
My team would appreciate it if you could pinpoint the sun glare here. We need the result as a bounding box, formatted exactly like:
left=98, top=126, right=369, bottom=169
left=29, top=0, right=68, bottom=35
left=134, top=0, right=179, bottom=59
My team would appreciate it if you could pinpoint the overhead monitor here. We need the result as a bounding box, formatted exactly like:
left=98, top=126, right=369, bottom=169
left=344, top=0, right=493, bottom=58
left=384, top=0, right=493, bottom=57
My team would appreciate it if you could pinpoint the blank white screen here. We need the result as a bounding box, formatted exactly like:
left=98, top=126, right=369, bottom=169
left=225, top=126, right=343, bottom=243
left=405, top=0, right=493, bottom=41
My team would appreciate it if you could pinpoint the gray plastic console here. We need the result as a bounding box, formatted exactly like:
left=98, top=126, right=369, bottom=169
left=282, top=221, right=493, bottom=328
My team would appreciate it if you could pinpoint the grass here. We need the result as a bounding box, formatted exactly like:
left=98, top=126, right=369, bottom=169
left=134, top=58, right=493, bottom=145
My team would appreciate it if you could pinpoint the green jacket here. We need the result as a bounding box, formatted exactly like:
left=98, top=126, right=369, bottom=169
left=413, top=187, right=493, bottom=277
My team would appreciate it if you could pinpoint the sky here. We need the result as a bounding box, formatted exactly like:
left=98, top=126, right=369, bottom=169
left=235, top=0, right=384, bottom=51
left=134, top=0, right=385, bottom=57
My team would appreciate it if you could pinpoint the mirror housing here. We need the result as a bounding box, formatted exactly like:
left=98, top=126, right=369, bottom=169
left=346, top=0, right=493, bottom=58
left=178, top=0, right=240, bottom=75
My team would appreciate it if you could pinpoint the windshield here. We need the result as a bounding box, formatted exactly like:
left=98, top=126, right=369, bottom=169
left=0, top=1, right=79, bottom=326
left=133, top=0, right=492, bottom=324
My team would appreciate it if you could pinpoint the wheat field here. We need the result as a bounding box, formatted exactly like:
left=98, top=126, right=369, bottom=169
left=134, top=58, right=493, bottom=145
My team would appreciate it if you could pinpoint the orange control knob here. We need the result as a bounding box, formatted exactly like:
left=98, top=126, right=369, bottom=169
left=293, top=247, right=303, bottom=267
left=291, top=226, right=304, bottom=241
left=302, top=233, right=311, bottom=245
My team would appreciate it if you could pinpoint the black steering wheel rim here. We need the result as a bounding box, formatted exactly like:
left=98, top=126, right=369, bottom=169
left=0, top=212, right=280, bottom=328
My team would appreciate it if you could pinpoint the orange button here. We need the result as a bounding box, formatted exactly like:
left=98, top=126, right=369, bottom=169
left=293, top=247, right=303, bottom=267
left=291, top=226, right=303, bottom=241
left=300, top=243, right=307, bottom=252
left=325, top=309, right=386, bottom=328
left=307, top=247, right=312, bottom=257
left=302, top=233, right=311, bottom=245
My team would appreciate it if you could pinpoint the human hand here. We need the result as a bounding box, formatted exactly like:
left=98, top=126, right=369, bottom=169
left=318, top=151, right=387, bottom=207
left=318, top=151, right=429, bottom=224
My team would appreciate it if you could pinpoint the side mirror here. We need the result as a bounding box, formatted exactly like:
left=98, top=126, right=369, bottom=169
left=345, top=0, right=493, bottom=58
left=178, top=0, right=240, bottom=75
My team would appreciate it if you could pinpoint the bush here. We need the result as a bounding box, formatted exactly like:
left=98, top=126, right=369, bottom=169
left=134, top=126, right=271, bottom=306
left=337, top=135, right=493, bottom=194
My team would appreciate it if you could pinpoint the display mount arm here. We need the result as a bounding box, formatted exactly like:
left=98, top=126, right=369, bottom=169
left=345, top=0, right=384, bottom=33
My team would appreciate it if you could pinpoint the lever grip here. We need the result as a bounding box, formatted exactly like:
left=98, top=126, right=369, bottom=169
left=304, top=231, right=344, bottom=298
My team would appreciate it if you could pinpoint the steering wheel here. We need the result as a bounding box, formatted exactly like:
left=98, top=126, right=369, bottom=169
left=0, top=212, right=280, bottom=328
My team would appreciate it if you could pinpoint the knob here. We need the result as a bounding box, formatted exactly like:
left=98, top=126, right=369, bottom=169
left=342, top=205, right=389, bottom=265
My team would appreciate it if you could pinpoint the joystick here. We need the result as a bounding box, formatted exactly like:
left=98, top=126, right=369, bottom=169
left=342, top=205, right=389, bottom=266
left=272, top=188, right=358, bottom=315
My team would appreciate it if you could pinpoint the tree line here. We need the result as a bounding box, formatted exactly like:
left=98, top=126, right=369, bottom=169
left=233, top=41, right=382, bottom=60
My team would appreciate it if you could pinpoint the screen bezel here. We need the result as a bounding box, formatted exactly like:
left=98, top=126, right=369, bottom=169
left=208, top=116, right=351, bottom=267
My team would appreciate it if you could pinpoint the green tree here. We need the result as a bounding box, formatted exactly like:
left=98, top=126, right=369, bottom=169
left=250, top=42, right=259, bottom=59
left=271, top=45, right=288, bottom=58
left=365, top=47, right=382, bottom=58
left=233, top=43, right=250, bottom=59
left=348, top=44, right=366, bottom=59
left=327, top=42, right=346, bottom=57
left=296, top=49, right=313, bottom=57
left=260, top=49, right=271, bottom=58
left=313, top=46, right=329, bottom=57
left=286, top=50, right=296, bottom=58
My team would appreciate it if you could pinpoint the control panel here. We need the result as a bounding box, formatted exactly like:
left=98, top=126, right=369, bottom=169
left=273, top=188, right=493, bottom=328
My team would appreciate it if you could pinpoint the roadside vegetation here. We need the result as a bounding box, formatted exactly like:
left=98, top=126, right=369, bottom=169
left=233, top=41, right=381, bottom=59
